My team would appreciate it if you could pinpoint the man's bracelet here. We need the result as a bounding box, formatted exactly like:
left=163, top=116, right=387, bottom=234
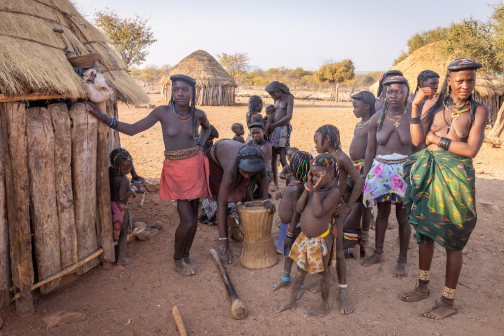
left=409, top=116, right=421, bottom=124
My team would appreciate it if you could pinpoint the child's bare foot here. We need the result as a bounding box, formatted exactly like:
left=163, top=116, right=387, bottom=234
left=275, top=298, right=296, bottom=314
left=116, top=258, right=132, bottom=266
left=309, top=280, right=320, bottom=294
left=338, top=288, right=354, bottom=314
left=175, top=259, right=194, bottom=276
left=296, top=285, right=306, bottom=300
left=387, top=222, right=394, bottom=229
left=271, top=280, right=290, bottom=291
left=423, top=299, right=457, bottom=319
left=306, top=302, right=330, bottom=319
left=271, top=184, right=279, bottom=192
left=361, top=252, right=384, bottom=266
left=393, top=262, right=408, bottom=278
left=401, top=283, right=430, bottom=302
left=183, top=257, right=198, bottom=275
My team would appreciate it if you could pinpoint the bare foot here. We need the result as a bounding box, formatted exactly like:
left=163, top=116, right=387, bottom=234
left=271, top=184, right=279, bottom=192
left=423, top=300, right=457, bottom=320
left=309, top=280, right=320, bottom=294
left=338, top=288, right=354, bottom=314
left=361, top=252, right=384, bottom=267
left=175, top=258, right=194, bottom=276
left=296, top=285, right=306, bottom=300
left=393, top=262, right=408, bottom=278
left=271, top=280, right=290, bottom=291
left=387, top=222, right=394, bottom=229
left=275, top=298, right=296, bottom=314
left=183, top=257, right=197, bottom=275
left=116, top=258, right=132, bottom=266
left=219, top=251, right=233, bottom=264
left=306, top=302, right=330, bottom=319
left=401, top=283, right=429, bottom=302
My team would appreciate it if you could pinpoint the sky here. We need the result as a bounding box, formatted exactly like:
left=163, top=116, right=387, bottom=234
left=74, top=0, right=495, bottom=72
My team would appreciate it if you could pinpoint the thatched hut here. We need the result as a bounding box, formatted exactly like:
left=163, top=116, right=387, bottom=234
left=160, top=50, right=237, bottom=106
left=0, top=0, right=148, bottom=317
left=369, top=41, right=504, bottom=127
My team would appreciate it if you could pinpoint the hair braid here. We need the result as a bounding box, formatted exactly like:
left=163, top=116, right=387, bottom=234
left=289, top=151, right=312, bottom=183
left=415, top=70, right=440, bottom=93
left=316, top=124, right=341, bottom=150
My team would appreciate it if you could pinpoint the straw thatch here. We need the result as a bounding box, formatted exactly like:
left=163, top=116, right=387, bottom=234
left=369, top=42, right=504, bottom=125
left=160, top=50, right=237, bottom=106
left=0, top=0, right=148, bottom=105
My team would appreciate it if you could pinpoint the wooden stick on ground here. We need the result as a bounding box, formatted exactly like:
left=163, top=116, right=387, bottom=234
left=172, top=306, right=187, bottom=336
left=140, top=191, right=148, bottom=207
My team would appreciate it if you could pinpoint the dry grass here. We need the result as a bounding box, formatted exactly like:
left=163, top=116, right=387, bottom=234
left=0, top=0, right=148, bottom=105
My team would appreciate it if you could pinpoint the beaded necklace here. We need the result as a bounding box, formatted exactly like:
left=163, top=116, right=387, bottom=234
left=357, top=120, right=370, bottom=128
left=172, top=103, right=197, bottom=138
left=385, top=106, right=407, bottom=128
left=289, top=181, right=302, bottom=185
left=305, top=182, right=334, bottom=193
left=441, top=96, right=470, bottom=138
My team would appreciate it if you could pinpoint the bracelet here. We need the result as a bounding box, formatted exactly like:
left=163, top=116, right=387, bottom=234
left=412, top=102, right=421, bottom=107
left=262, top=199, right=271, bottom=203
left=106, top=117, right=114, bottom=127
left=304, top=185, right=312, bottom=192
left=196, top=140, right=205, bottom=147
left=218, top=237, right=229, bottom=241
left=438, top=137, right=451, bottom=151
left=102, top=114, right=107, bottom=123
left=130, top=185, right=138, bottom=193
left=409, top=116, right=421, bottom=124
left=286, top=231, right=295, bottom=238
left=112, top=118, right=119, bottom=130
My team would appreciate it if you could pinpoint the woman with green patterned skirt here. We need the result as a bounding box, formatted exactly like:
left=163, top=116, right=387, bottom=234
left=401, top=58, right=489, bottom=320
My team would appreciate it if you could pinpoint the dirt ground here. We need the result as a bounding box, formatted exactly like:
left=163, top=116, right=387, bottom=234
left=1, top=95, right=503, bottom=335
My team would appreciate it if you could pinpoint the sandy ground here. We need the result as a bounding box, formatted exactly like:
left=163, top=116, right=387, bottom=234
left=1, top=94, right=504, bottom=335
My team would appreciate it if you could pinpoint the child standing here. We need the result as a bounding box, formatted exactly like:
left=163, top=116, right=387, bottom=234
left=279, top=147, right=299, bottom=188
left=246, top=95, right=264, bottom=126
left=275, top=154, right=340, bottom=318
left=109, top=148, right=142, bottom=265
left=271, top=151, right=312, bottom=298
left=247, top=122, right=273, bottom=199
left=231, top=123, right=245, bottom=143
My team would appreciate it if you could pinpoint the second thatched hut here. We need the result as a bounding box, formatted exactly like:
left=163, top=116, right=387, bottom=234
left=160, top=50, right=237, bottom=106
left=369, top=41, right=504, bottom=127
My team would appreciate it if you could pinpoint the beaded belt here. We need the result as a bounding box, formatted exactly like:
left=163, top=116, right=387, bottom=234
left=164, top=147, right=199, bottom=160
left=374, top=156, right=407, bottom=164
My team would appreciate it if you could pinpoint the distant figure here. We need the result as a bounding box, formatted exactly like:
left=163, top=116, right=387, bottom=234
left=407, top=70, right=440, bottom=111
left=265, top=81, right=294, bottom=192
left=263, top=104, right=275, bottom=138
left=247, top=122, right=273, bottom=198
left=231, top=123, right=245, bottom=143
left=375, top=70, right=403, bottom=112
left=246, top=95, right=264, bottom=126
left=109, top=148, right=142, bottom=266
left=279, top=147, right=299, bottom=190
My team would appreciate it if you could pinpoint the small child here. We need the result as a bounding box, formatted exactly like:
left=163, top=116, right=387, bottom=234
left=279, top=147, right=299, bottom=188
left=231, top=123, right=245, bottom=143
left=246, top=122, right=273, bottom=199
left=275, top=154, right=340, bottom=319
left=109, top=148, right=142, bottom=265
left=263, top=104, right=275, bottom=138
left=271, top=151, right=312, bottom=299
left=246, top=95, right=264, bottom=127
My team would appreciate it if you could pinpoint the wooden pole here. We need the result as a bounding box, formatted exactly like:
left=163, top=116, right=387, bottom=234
left=48, top=104, right=78, bottom=269
left=489, top=102, right=504, bottom=138
left=172, top=306, right=188, bottom=336
left=96, top=101, right=115, bottom=265
left=26, top=107, right=62, bottom=294
left=0, top=102, right=34, bottom=317
left=0, top=106, right=12, bottom=309
left=69, top=103, right=99, bottom=275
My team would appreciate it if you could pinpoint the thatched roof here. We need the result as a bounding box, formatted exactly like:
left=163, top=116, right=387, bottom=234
left=160, top=50, right=237, bottom=87
left=369, top=41, right=504, bottom=98
left=0, top=0, right=148, bottom=105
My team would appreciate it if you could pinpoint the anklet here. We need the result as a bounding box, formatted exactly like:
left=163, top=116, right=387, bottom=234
left=173, top=254, right=183, bottom=260
left=281, top=274, right=291, bottom=282
left=339, top=284, right=347, bottom=288
left=442, top=286, right=456, bottom=300
left=419, top=269, right=430, bottom=284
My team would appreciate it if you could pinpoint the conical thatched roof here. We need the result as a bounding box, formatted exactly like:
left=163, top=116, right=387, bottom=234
left=160, top=50, right=237, bottom=87
left=0, top=0, right=148, bottom=105
left=369, top=41, right=504, bottom=98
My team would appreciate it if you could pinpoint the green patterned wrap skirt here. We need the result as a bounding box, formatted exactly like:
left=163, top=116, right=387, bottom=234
left=404, top=149, right=476, bottom=251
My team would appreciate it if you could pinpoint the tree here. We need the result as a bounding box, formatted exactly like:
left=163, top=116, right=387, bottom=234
left=393, top=51, right=408, bottom=66
left=315, top=59, right=355, bottom=101
left=130, top=64, right=171, bottom=83
left=94, top=9, right=157, bottom=68
left=217, top=52, right=250, bottom=79
left=393, top=26, right=448, bottom=66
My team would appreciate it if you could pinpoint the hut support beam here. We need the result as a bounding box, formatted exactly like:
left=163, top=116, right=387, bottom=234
left=0, top=93, right=85, bottom=103
left=0, top=102, right=34, bottom=317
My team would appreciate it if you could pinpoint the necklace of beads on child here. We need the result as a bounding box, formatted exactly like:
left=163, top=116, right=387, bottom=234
left=305, top=182, right=334, bottom=193
left=172, top=103, right=197, bottom=138
left=357, top=120, right=370, bottom=128
left=385, top=106, right=407, bottom=128
left=289, top=181, right=302, bottom=185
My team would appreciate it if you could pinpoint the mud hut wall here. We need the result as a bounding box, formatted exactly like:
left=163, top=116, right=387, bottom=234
left=0, top=100, right=110, bottom=309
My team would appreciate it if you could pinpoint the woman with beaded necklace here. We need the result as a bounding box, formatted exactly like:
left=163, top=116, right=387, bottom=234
left=361, top=76, right=412, bottom=279
left=86, top=74, right=211, bottom=277
left=401, top=58, right=488, bottom=320
left=375, top=70, right=403, bottom=112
